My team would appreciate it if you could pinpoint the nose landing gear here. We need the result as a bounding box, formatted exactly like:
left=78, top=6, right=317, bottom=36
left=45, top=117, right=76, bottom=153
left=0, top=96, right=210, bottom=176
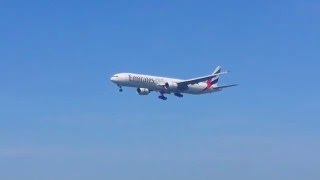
left=117, top=85, right=123, bottom=92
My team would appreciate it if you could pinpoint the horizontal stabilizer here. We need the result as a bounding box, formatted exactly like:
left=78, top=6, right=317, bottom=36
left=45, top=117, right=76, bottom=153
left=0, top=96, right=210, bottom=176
left=212, top=84, right=238, bottom=89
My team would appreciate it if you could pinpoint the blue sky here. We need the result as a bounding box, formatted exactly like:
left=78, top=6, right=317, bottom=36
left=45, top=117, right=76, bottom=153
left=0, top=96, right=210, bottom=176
left=0, top=0, right=319, bottom=179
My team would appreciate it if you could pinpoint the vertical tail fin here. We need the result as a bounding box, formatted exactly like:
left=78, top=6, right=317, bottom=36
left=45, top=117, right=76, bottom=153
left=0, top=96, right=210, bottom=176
left=208, top=66, right=221, bottom=86
left=212, top=66, right=221, bottom=75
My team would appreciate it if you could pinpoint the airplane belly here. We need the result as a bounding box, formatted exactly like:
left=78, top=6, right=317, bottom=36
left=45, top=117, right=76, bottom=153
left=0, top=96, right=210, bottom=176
left=120, top=81, right=159, bottom=90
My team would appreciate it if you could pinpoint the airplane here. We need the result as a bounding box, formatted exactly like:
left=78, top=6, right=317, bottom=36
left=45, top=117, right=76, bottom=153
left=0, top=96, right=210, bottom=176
left=110, top=66, right=237, bottom=100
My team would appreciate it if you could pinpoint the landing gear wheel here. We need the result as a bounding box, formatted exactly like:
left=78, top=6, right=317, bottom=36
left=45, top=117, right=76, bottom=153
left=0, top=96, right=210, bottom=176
left=158, top=95, right=167, bottom=100
left=117, top=84, right=123, bottom=92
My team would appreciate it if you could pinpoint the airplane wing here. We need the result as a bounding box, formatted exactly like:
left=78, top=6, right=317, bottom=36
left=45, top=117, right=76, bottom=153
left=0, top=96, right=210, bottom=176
left=177, top=71, right=228, bottom=87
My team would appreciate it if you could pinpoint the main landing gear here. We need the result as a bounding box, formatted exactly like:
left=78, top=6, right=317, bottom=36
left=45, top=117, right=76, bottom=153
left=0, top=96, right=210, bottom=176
left=158, top=95, right=167, bottom=100
left=158, top=92, right=167, bottom=100
left=158, top=92, right=183, bottom=100
left=174, top=92, right=183, bottom=98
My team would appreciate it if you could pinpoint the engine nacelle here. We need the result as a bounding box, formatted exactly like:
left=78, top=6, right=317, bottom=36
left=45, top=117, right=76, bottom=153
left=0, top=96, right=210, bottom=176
left=164, top=82, right=178, bottom=91
left=137, top=88, right=150, bottom=95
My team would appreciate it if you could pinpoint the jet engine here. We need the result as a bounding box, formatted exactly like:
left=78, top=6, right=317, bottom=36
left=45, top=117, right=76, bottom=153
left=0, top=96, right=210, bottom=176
left=137, top=88, right=150, bottom=95
left=164, top=82, right=178, bottom=91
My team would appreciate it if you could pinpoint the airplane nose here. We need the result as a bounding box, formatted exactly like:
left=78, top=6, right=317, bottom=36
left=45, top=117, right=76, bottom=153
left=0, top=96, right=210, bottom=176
left=111, top=74, right=121, bottom=83
left=111, top=75, right=120, bottom=83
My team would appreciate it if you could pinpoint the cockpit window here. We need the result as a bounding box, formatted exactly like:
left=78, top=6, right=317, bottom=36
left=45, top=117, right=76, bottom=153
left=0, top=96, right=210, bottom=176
left=113, top=75, right=119, bottom=77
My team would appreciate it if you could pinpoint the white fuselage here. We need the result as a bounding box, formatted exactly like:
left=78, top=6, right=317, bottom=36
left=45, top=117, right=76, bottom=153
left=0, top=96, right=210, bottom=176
left=110, top=73, right=220, bottom=94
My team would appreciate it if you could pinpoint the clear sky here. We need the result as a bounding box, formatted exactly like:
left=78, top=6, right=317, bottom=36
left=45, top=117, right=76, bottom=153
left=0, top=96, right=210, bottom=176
left=0, top=0, right=319, bottom=179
